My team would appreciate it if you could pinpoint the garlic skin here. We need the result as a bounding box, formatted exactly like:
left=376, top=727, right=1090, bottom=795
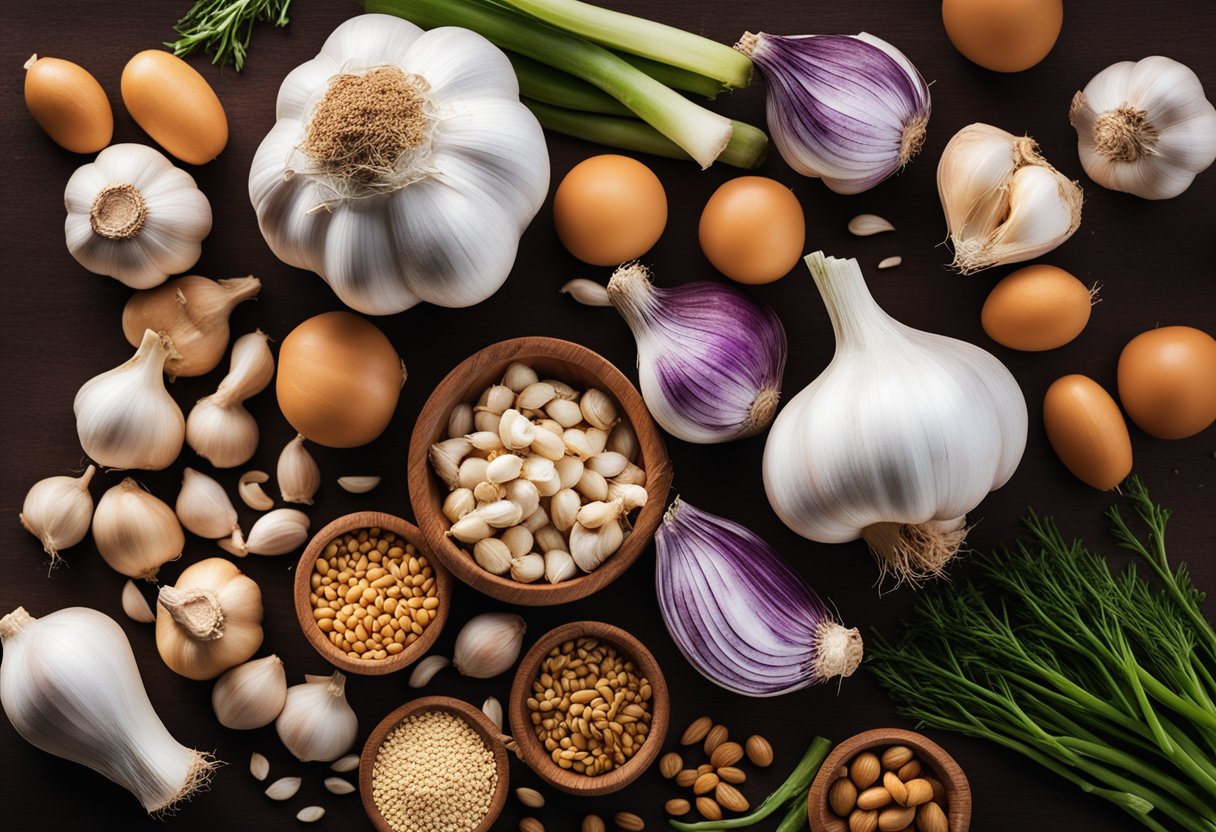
left=74, top=329, right=184, bottom=470
left=19, top=465, right=95, bottom=565
left=212, top=655, right=287, bottom=730
left=452, top=612, right=527, bottom=679
left=156, top=557, right=264, bottom=680
left=277, top=434, right=320, bottom=505
left=764, top=253, right=1026, bottom=584
left=63, top=143, right=212, bottom=289
left=276, top=671, right=358, bottom=762
left=122, top=275, right=261, bottom=378
left=92, top=478, right=184, bottom=579
left=1070, top=56, right=1216, bottom=200
left=186, top=331, right=274, bottom=468
left=220, top=508, right=310, bottom=557
left=938, top=123, right=1082, bottom=274
left=176, top=467, right=239, bottom=539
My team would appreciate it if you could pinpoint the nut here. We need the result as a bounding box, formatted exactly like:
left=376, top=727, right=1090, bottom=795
left=849, top=752, right=882, bottom=789
left=693, top=772, right=720, bottom=795
left=898, top=759, right=923, bottom=781
left=613, top=812, right=644, bottom=831
left=744, top=734, right=773, bottom=767
left=675, top=769, right=698, bottom=788
left=516, top=787, right=545, bottom=808
left=695, top=763, right=714, bottom=776
left=664, top=798, right=690, bottom=816
left=716, top=766, right=746, bottom=784
left=917, top=801, right=949, bottom=832
left=857, top=786, right=893, bottom=811
left=829, top=777, right=858, bottom=816
left=904, top=778, right=934, bottom=807
left=703, top=724, right=729, bottom=756
left=883, top=771, right=908, bottom=806
left=659, top=752, right=683, bottom=779
left=925, top=777, right=947, bottom=805
left=881, top=745, right=914, bottom=771
left=709, top=740, right=743, bottom=769
left=715, top=781, right=749, bottom=813
left=878, top=805, right=916, bottom=831
left=849, top=809, right=879, bottom=832
left=680, top=716, right=713, bottom=746
left=695, top=797, right=722, bottom=821
left=581, top=816, right=605, bottom=832
left=520, top=819, right=544, bottom=832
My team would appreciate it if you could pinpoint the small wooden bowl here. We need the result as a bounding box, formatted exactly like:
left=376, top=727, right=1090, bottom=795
left=807, top=728, right=971, bottom=832
left=507, top=621, right=669, bottom=796
left=407, top=337, right=672, bottom=606
left=359, top=695, right=509, bottom=832
left=293, top=511, right=451, bottom=675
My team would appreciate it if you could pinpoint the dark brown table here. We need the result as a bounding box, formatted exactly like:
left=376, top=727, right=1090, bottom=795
left=2, top=1, right=1214, bottom=830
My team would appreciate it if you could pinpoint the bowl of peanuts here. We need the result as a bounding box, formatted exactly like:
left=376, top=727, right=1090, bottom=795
left=508, top=620, right=670, bottom=796
left=293, top=511, right=452, bottom=675
left=806, top=728, right=971, bottom=832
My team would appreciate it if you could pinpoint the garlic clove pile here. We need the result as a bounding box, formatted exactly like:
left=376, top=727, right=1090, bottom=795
left=186, top=330, right=275, bottom=468
left=452, top=612, right=526, bottom=679
left=277, top=434, right=320, bottom=505
left=92, top=478, right=184, bottom=579
left=19, top=465, right=96, bottom=565
left=176, top=467, right=239, bottom=540
left=212, top=655, right=287, bottom=730
left=275, top=671, right=358, bottom=763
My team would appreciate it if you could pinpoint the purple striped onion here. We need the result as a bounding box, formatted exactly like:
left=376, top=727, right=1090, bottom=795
left=736, top=31, right=931, bottom=195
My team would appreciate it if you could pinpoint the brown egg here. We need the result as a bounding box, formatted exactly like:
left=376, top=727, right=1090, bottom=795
left=1043, top=375, right=1132, bottom=491
left=1117, top=326, right=1216, bottom=439
left=942, top=0, right=1063, bottom=73
left=981, top=264, right=1092, bottom=351
left=699, top=177, right=805, bottom=285
left=121, top=50, right=228, bottom=164
left=553, top=155, right=667, bottom=266
left=277, top=312, right=405, bottom=448
left=23, top=54, right=113, bottom=153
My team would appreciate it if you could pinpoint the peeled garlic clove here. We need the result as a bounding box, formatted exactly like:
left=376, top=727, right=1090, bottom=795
left=510, top=553, right=545, bottom=583
left=607, top=482, right=649, bottom=511
left=544, top=379, right=579, bottom=401
left=337, top=475, right=380, bottom=494
left=534, top=467, right=562, bottom=498
left=276, top=434, right=320, bottom=505
left=408, top=654, right=451, bottom=688
left=586, top=427, right=609, bottom=456
left=534, top=524, right=567, bottom=554
left=176, top=467, right=239, bottom=539
left=237, top=509, right=310, bottom=556
left=20, top=465, right=95, bottom=565
left=878, top=256, right=902, bottom=269
left=577, top=499, right=626, bottom=529
left=544, top=549, right=577, bottom=584
left=545, top=397, right=584, bottom=428
left=570, top=521, right=624, bottom=572
left=521, top=506, right=549, bottom=533
left=265, top=776, right=301, bottom=801
left=93, top=478, right=184, bottom=579
left=448, top=513, right=492, bottom=544
left=561, top=428, right=594, bottom=460
left=848, top=214, right=896, bottom=236
left=482, top=696, right=504, bottom=731
left=529, top=427, right=566, bottom=461
left=473, top=481, right=504, bottom=503
left=504, top=479, right=540, bottom=518
left=330, top=754, right=359, bottom=772
left=474, top=537, right=512, bottom=575
left=458, top=457, right=490, bottom=490
left=486, top=453, right=523, bottom=483
left=467, top=430, right=504, bottom=452
left=453, top=612, right=526, bottom=678
left=447, top=403, right=474, bottom=438
left=579, top=388, right=618, bottom=430
left=498, top=408, right=535, bottom=450
left=550, top=489, right=581, bottom=533
left=297, top=806, right=325, bottom=823
left=483, top=384, right=515, bottom=415
left=575, top=469, right=609, bottom=502
left=560, top=278, right=612, bottom=307
left=554, top=456, right=584, bottom=490
left=517, top=382, right=557, bottom=411
left=250, top=752, right=270, bottom=781
left=479, top=499, right=524, bottom=529
left=238, top=470, right=274, bottom=510
left=324, top=777, right=355, bottom=795
left=587, top=451, right=629, bottom=479
left=121, top=579, right=156, bottom=623
left=474, top=410, right=501, bottom=433
left=501, top=525, right=534, bottom=558
left=614, top=462, right=647, bottom=486
left=521, top=455, right=556, bottom=485
left=212, top=655, right=287, bottom=730
left=502, top=362, right=539, bottom=392
left=606, top=422, right=639, bottom=462
left=442, top=488, right=476, bottom=523
left=429, top=437, right=472, bottom=489
left=276, top=671, right=357, bottom=762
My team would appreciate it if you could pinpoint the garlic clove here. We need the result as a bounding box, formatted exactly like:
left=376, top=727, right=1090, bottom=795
left=561, top=278, right=612, bottom=307
left=265, top=777, right=301, bottom=801
left=577, top=499, right=626, bottom=529
left=614, top=462, right=647, bottom=486
left=408, top=654, right=451, bottom=688
left=212, top=655, right=287, bottom=730
left=501, top=525, right=534, bottom=558
left=277, top=434, right=320, bottom=505
left=121, top=579, right=156, bottom=624
left=337, top=475, right=380, bottom=494
left=447, top=512, right=492, bottom=544
left=550, top=488, right=581, bottom=532
left=239, top=509, right=310, bottom=556
left=561, top=428, right=594, bottom=460
left=452, top=612, right=527, bottom=679
left=324, top=777, right=355, bottom=795
left=502, top=362, right=539, bottom=393
left=579, top=388, right=618, bottom=430
left=479, top=499, right=524, bottom=529
left=447, top=403, right=474, bottom=438
left=543, top=379, right=579, bottom=401
left=93, top=478, right=184, bottom=579
left=607, top=482, right=649, bottom=511
left=220, top=330, right=276, bottom=401
left=482, top=696, right=504, bottom=731
left=20, top=465, right=96, bottom=565
left=473, top=409, right=501, bottom=433
left=554, top=456, right=584, bottom=491
left=575, top=469, right=609, bottom=502
left=297, top=806, right=325, bottom=823
left=529, top=426, right=566, bottom=461
left=520, top=454, right=556, bottom=484
left=586, top=427, right=609, bottom=456
left=466, top=430, right=504, bottom=452
left=544, top=549, right=577, bottom=584
left=534, top=524, right=567, bottom=554
left=483, top=384, right=515, bottom=415
left=276, top=671, right=357, bottom=762
left=848, top=214, right=896, bottom=236
left=185, top=332, right=274, bottom=468
left=457, top=457, right=490, bottom=490
left=509, top=553, right=545, bottom=583
left=504, top=479, right=540, bottom=518
left=877, top=256, right=902, bottom=270
left=586, top=451, right=629, bottom=479
left=545, top=397, right=584, bottom=429
left=570, top=521, right=624, bottom=572
left=473, top=537, right=512, bottom=575
left=498, top=408, right=535, bottom=450
left=429, top=437, right=472, bottom=489
left=250, top=752, right=270, bottom=781
left=238, top=470, right=274, bottom=510
left=474, top=479, right=505, bottom=504
left=442, top=488, right=476, bottom=523
left=486, top=453, right=523, bottom=483
left=330, top=754, right=359, bottom=772
left=176, top=467, right=239, bottom=539
left=517, top=382, right=557, bottom=411
left=521, top=506, right=549, bottom=533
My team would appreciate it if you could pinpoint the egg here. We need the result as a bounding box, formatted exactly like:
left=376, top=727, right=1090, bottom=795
left=276, top=312, right=405, bottom=448
left=698, top=177, right=806, bottom=284
left=1043, top=375, right=1132, bottom=490
left=553, top=155, right=667, bottom=266
left=23, top=54, right=113, bottom=153
left=121, top=50, right=228, bottom=165
left=942, top=0, right=1063, bottom=73
left=981, top=264, right=1092, bottom=351
left=1117, top=326, right=1216, bottom=440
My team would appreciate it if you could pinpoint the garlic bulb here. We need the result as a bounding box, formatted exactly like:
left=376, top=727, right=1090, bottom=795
left=220, top=508, right=310, bottom=557
left=176, top=467, right=239, bottom=540
left=1069, top=56, right=1216, bottom=200
left=452, top=612, right=527, bottom=679
left=186, top=330, right=274, bottom=468
left=63, top=143, right=212, bottom=289
left=277, top=434, right=320, bottom=504
left=19, top=465, right=95, bottom=565
left=938, top=123, right=1082, bottom=274
left=276, top=671, right=358, bottom=763
left=764, top=253, right=1027, bottom=584
left=248, top=14, right=548, bottom=315
left=122, top=275, right=261, bottom=378
left=156, top=557, right=264, bottom=680
left=74, top=329, right=185, bottom=470
left=212, top=655, right=287, bottom=730
left=92, top=478, right=184, bottom=579
left=0, top=607, right=215, bottom=814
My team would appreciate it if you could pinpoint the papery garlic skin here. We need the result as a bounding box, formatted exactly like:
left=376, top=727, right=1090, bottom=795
left=186, top=331, right=274, bottom=468
left=764, top=253, right=1026, bottom=584
left=212, top=655, right=287, bottom=730
left=176, top=467, right=239, bottom=539
left=278, top=434, right=320, bottom=504
left=1070, top=56, right=1216, bottom=200
left=452, top=612, right=526, bottom=679
left=276, top=671, right=358, bottom=762
left=248, top=14, right=548, bottom=315
left=0, top=606, right=215, bottom=813
left=92, top=478, right=184, bottom=579
left=156, top=558, right=264, bottom=680
left=19, top=465, right=95, bottom=564
left=75, top=329, right=185, bottom=470
left=64, top=144, right=212, bottom=289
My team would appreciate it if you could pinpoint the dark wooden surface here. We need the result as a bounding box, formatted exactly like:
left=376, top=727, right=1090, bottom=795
left=2, top=1, right=1214, bottom=830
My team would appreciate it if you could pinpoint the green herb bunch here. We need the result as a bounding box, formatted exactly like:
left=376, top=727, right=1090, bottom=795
left=169, top=0, right=292, bottom=71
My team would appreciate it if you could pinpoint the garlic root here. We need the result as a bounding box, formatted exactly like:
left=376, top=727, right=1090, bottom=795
left=860, top=518, right=969, bottom=586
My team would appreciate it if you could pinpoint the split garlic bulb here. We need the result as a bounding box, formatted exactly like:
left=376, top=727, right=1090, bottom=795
left=19, top=466, right=95, bottom=565
left=764, top=253, right=1027, bottom=584
left=156, top=557, right=264, bottom=680
left=64, top=143, right=212, bottom=289
left=248, top=14, right=548, bottom=314
left=1070, top=56, right=1216, bottom=200
left=74, top=329, right=185, bottom=470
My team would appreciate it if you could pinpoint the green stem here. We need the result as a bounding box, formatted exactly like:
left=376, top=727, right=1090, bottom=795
left=614, top=51, right=727, bottom=99
left=510, top=54, right=631, bottom=114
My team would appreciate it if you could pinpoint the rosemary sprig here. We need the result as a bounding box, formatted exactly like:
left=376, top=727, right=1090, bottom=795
left=168, top=0, right=292, bottom=71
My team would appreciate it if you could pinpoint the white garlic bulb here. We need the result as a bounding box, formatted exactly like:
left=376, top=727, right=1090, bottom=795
left=19, top=465, right=96, bottom=565
left=92, top=478, right=184, bottom=579
left=186, top=331, right=274, bottom=468
left=212, top=655, right=287, bottom=730
left=156, top=558, right=264, bottom=680
left=452, top=612, right=526, bottom=679
left=1070, top=56, right=1216, bottom=200
left=64, top=143, right=212, bottom=289
left=175, top=467, right=239, bottom=540
left=277, top=434, right=320, bottom=505
left=74, top=329, right=185, bottom=470
left=276, top=671, right=358, bottom=762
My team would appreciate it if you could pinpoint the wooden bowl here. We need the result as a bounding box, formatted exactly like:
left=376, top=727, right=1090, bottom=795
left=359, top=695, right=509, bottom=832
left=293, top=511, right=451, bottom=675
left=407, top=336, right=672, bottom=606
left=507, top=621, right=669, bottom=796
left=807, top=728, right=972, bottom=832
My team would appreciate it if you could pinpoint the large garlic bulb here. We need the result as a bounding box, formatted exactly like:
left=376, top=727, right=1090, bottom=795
left=249, top=14, right=549, bottom=315
left=1070, top=56, right=1216, bottom=200
left=64, top=143, right=212, bottom=289
left=764, top=253, right=1027, bottom=584
left=156, top=558, right=264, bottom=680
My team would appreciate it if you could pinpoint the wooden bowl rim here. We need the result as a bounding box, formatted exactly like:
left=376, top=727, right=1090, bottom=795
left=507, top=620, right=669, bottom=796
left=292, top=511, right=452, bottom=676
left=407, top=336, right=673, bottom=607
left=806, top=727, right=972, bottom=832
left=358, top=695, right=509, bottom=832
